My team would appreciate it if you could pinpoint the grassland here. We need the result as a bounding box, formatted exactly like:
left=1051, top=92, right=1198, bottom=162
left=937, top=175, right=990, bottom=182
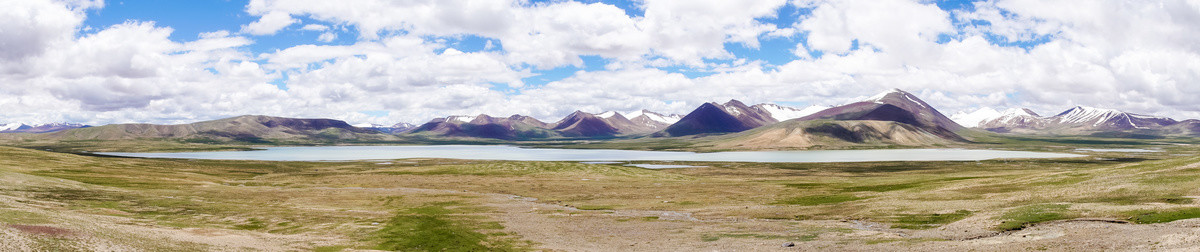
left=2, top=135, right=1200, bottom=250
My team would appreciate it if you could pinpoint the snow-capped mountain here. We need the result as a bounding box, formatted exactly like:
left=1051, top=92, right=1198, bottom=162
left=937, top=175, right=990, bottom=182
left=359, top=122, right=417, bottom=134
left=625, top=109, right=682, bottom=125
left=0, top=122, right=89, bottom=133
left=624, top=110, right=682, bottom=130
left=755, top=103, right=830, bottom=122
left=978, top=108, right=1045, bottom=130
left=352, top=123, right=383, bottom=128
left=409, top=114, right=555, bottom=139
left=446, top=115, right=477, bottom=123
left=596, top=111, right=619, bottom=119
left=961, top=106, right=1178, bottom=133
left=554, top=111, right=660, bottom=136
left=800, top=88, right=964, bottom=131
left=1048, top=106, right=1176, bottom=131
left=714, top=89, right=968, bottom=149
left=950, top=107, right=1002, bottom=128
left=551, top=111, right=622, bottom=137
left=662, top=100, right=778, bottom=136
left=1, top=123, right=25, bottom=131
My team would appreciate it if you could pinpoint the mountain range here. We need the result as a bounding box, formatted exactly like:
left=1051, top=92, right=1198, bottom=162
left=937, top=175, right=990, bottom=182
left=953, top=106, right=1183, bottom=134
left=706, top=89, right=967, bottom=150
left=41, top=115, right=388, bottom=143
left=5, top=88, right=1197, bottom=149
left=0, top=123, right=88, bottom=133
left=356, top=123, right=417, bottom=134
left=408, top=114, right=559, bottom=140
left=662, top=100, right=829, bottom=136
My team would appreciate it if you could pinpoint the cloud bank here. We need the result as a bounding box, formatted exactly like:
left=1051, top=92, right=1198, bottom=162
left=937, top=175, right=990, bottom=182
left=1, top=0, right=1198, bottom=126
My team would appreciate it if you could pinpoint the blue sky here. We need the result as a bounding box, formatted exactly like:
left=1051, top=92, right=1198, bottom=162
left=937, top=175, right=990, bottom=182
left=3, top=0, right=1197, bottom=125
left=80, top=0, right=1037, bottom=91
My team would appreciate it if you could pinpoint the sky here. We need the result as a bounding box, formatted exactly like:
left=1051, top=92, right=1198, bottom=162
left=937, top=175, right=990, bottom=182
left=2, top=0, right=1199, bottom=126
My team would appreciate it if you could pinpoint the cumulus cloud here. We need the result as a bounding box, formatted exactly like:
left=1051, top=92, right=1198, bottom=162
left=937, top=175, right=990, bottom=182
left=299, top=24, right=328, bottom=31
left=4, top=0, right=1200, bottom=126
left=242, top=0, right=792, bottom=68
left=241, top=11, right=297, bottom=35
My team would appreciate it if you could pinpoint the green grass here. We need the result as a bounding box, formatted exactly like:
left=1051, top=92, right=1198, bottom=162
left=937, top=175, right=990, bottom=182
left=1127, top=208, right=1200, bottom=224
left=0, top=209, right=52, bottom=224
left=313, top=245, right=351, bottom=252
left=776, top=194, right=863, bottom=206
left=699, top=233, right=818, bottom=242
left=373, top=202, right=521, bottom=252
left=1077, top=194, right=1194, bottom=205
left=233, top=218, right=268, bottom=230
left=842, top=182, right=923, bottom=192
left=996, top=204, right=1073, bottom=231
left=783, top=182, right=827, bottom=189
left=890, top=210, right=972, bottom=229
left=576, top=205, right=616, bottom=210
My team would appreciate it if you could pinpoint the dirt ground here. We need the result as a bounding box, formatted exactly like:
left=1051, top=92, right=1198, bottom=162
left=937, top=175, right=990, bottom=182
left=4, top=145, right=1200, bottom=251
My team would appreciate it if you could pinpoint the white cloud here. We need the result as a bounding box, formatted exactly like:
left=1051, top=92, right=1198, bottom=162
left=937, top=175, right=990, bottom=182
left=243, top=0, right=792, bottom=68
left=6, top=0, right=1200, bottom=126
left=300, top=24, right=328, bottom=31
left=799, top=0, right=952, bottom=62
left=0, top=0, right=87, bottom=71
left=0, top=0, right=284, bottom=125
left=241, top=11, right=297, bottom=35
left=317, top=32, right=336, bottom=42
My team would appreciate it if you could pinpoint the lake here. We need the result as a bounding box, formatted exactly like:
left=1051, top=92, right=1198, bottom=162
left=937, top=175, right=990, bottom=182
left=95, top=145, right=1087, bottom=163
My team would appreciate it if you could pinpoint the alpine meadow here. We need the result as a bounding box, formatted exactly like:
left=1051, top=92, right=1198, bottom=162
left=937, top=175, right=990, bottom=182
left=4, top=0, right=1200, bottom=251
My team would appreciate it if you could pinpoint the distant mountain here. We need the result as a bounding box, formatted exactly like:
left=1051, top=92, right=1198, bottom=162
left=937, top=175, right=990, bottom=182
left=707, top=119, right=962, bottom=150
left=950, top=108, right=1001, bottom=128
left=1047, top=106, right=1176, bottom=131
left=797, top=88, right=965, bottom=135
left=662, top=100, right=778, bottom=136
left=1160, top=119, right=1200, bottom=136
left=358, top=122, right=416, bottom=134
left=407, top=114, right=556, bottom=140
left=0, top=123, right=89, bottom=133
left=596, top=111, right=662, bottom=134
left=705, top=89, right=967, bottom=149
left=551, top=111, right=622, bottom=137
left=755, top=103, right=829, bottom=122
left=964, top=106, right=1178, bottom=133
left=625, top=109, right=682, bottom=130
left=43, top=115, right=385, bottom=142
left=977, top=108, right=1046, bottom=133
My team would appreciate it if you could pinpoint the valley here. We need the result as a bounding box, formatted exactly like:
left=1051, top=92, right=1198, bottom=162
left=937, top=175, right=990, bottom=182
left=4, top=89, right=1200, bottom=251
left=3, top=137, right=1200, bottom=250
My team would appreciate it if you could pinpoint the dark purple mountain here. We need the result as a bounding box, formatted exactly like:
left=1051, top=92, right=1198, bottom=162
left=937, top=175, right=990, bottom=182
left=551, top=111, right=621, bottom=137
left=408, top=114, right=555, bottom=140
left=796, top=89, right=965, bottom=140
left=1047, top=106, right=1177, bottom=131
left=0, top=123, right=89, bottom=133
left=662, top=100, right=778, bottom=136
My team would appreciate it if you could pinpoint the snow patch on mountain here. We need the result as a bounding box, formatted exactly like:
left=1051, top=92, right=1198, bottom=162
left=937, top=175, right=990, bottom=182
left=353, top=123, right=383, bottom=128
left=950, top=107, right=1002, bottom=128
left=758, top=104, right=829, bottom=121
left=722, top=104, right=742, bottom=116
left=864, top=89, right=927, bottom=108
left=596, top=111, right=618, bottom=119
left=447, top=115, right=477, bottom=123
left=0, top=123, right=24, bottom=131
left=626, top=109, right=681, bottom=124
left=1056, top=106, right=1114, bottom=124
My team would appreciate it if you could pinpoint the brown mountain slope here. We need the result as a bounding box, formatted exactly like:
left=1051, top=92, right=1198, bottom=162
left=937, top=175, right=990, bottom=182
left=42, top=115, right=386, bottom=142
left=704, top=120, right=958, bottom=150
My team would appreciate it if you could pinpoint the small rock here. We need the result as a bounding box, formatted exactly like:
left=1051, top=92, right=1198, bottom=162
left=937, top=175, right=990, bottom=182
left=782, top=242, right=795, bottom=247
